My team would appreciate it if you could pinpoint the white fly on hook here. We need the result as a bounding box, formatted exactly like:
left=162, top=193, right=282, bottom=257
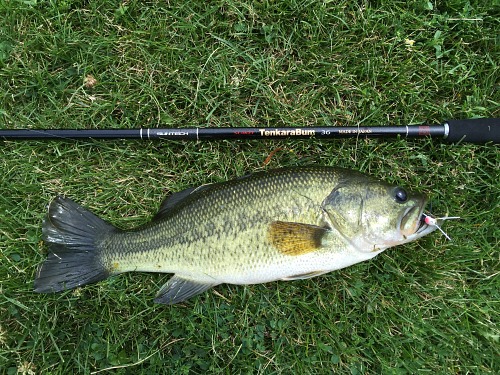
left=422, top=213, right=461, bottom=241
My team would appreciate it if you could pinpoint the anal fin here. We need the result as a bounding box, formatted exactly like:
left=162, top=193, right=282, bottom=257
left=154, top=275, right=218, bottom=305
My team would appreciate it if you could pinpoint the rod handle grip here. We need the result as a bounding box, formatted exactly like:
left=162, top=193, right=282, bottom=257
left=445, top=118, right=500, bottom=144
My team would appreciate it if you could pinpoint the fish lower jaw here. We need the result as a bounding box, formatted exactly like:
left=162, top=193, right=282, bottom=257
left=402, top=222, right=438, bottom=243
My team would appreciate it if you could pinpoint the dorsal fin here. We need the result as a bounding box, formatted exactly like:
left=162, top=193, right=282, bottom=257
left=154, top=184, right=211, bottom=220
left=268, top=221, right=329, bottom=256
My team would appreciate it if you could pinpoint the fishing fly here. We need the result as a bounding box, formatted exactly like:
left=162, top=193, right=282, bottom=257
left=422, top=213, right=460, bottom=241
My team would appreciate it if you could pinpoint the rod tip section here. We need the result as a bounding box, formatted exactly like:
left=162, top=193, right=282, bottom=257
left=445, top=118, right=500, bottom=144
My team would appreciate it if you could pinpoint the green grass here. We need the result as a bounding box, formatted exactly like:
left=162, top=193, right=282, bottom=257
left=0, top=0, right=498, bottom=373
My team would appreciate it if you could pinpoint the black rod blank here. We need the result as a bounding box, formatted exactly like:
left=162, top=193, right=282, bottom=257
left=1, top=118, right=499, bottom=144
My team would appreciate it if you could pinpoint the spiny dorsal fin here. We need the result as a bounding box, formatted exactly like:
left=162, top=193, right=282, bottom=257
left=268, top=221, right=328, bottom=256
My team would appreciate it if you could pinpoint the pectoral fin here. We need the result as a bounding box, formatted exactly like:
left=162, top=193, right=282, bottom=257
left=154, top=275, right=218, bottom=304
left=268, top=221, right=329, bottom=256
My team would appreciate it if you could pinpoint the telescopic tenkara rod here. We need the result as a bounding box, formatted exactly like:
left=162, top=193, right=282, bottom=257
left=1, top=118, right=499, bottom=144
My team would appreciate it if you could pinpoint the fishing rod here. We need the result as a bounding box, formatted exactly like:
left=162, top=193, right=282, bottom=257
left=1, top=118, right=499, bottom=144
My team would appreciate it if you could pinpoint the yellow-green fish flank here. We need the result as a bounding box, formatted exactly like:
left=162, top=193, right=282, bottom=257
left=35, top=167, right=438, bottom=304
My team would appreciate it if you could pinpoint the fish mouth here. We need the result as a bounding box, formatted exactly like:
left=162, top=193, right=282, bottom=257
left=399, top=203, right=423, bottom=234
left=398, top=200, right=438, bottom=239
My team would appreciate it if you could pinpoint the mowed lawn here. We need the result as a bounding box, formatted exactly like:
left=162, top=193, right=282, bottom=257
left=0, top=1, right=498, bottom=374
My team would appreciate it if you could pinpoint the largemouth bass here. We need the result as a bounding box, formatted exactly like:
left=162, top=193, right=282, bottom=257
left=34, top=167, right=438, bottom=304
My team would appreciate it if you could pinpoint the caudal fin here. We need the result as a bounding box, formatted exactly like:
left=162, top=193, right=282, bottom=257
left=34, top=196, right=116, bottom=293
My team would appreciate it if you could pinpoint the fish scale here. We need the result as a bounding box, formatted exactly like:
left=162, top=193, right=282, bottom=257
left=35, top=167, right=437, bottom=304
left=103, top=169, right=333, bottom=273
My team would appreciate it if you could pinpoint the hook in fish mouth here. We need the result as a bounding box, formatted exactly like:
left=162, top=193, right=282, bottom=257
left=411, top=211, right=445, bottom=238
left=398, top=201, right=442, bottom=240
left=416, top=214, right=430, bottom=234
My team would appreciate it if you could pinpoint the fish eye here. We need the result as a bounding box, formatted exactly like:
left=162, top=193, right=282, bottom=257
left=394, top=187, right=408, bottom=203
